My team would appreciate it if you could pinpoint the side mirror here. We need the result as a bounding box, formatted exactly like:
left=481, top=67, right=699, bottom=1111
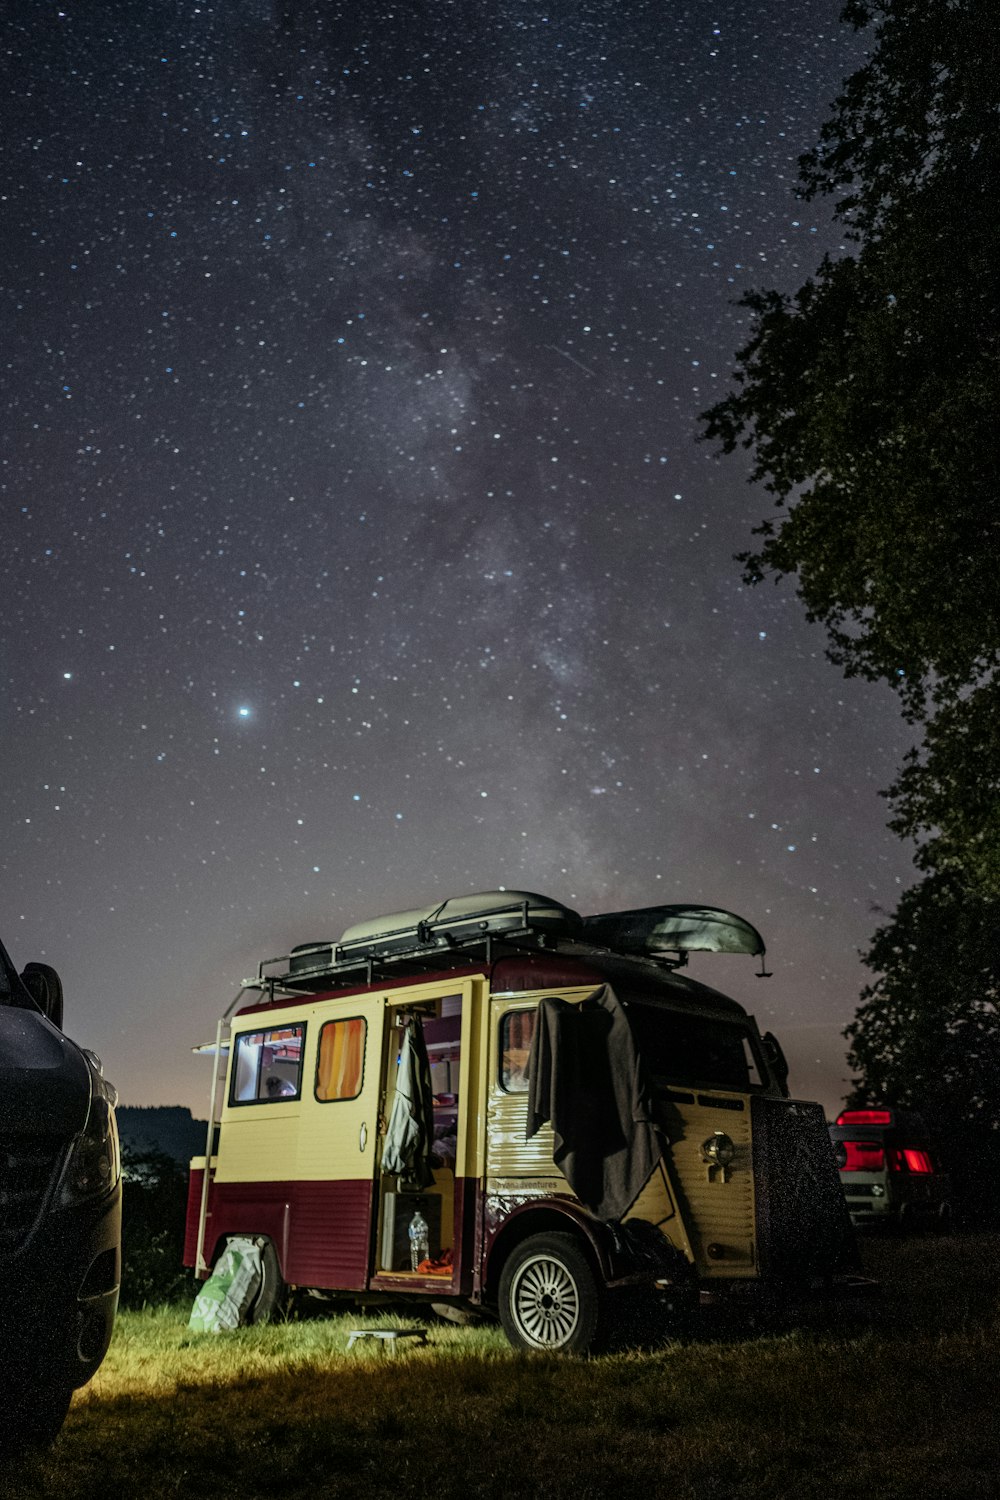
left=20, top=962, right=64, bottom=1031
left=761, top=1030, right=790, bottom=1096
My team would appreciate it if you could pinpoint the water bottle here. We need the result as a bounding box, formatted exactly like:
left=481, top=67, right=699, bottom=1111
left=408, top=1209, right=429, bottom=1270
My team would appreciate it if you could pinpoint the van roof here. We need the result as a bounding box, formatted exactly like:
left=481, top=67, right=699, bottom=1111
left=235, top=944, right=749, bottom=1022
left=239, top=891, right=766, bottom=998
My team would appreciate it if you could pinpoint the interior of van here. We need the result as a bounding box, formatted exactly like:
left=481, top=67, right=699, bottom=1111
left=376, top=997, right=462, bottom=1276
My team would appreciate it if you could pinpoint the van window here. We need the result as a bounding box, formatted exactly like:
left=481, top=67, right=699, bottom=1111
left=231, top=1024, right=305, bottom=1104
left=315, top=1017, right=367, bottom=1101
left=499, top=1008, right=536, bottom=1092
left=499, top=1002, right=765, bottom=1095
left=625, top=1003, right=765, bottom=1093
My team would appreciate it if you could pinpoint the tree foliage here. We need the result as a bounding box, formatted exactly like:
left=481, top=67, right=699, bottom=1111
left=702, top=0, right=1000, bottom=892
left=120, top=1147, right=196, bottom=1309
left=889, top=679, right=1000, bottom=893
left=846, top=874, right=1000, bottom=1220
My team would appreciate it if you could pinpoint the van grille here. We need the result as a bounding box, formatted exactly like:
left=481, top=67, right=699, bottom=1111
left=751, top=1098, right=859, bottom=1278
left=0, top=1134, right=65, bottom=1257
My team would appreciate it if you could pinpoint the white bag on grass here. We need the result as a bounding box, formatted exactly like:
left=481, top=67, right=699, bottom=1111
left=188, top=1236, right=263, bottom=1333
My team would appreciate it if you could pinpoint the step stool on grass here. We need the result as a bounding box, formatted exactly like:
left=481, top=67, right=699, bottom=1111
left=346, top=1329, right=428, bottom=1353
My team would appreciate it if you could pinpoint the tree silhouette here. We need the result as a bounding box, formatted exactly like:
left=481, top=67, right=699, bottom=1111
left=702, top=0, right=1000, bottom=893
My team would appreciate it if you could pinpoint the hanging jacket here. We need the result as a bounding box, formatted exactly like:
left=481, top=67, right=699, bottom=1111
left=382, top=1015, right=435, bottom=1188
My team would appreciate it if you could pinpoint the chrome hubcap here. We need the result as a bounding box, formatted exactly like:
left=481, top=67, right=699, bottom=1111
left=511, top=1254, right=580, bottom=1347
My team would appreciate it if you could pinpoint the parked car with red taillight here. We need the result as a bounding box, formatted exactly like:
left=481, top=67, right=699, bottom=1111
left=829, top=1109, right=952, bottom=1229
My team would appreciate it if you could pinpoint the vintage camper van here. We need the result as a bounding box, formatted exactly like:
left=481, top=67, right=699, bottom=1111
left=185, top=892, right=857, bottom=1352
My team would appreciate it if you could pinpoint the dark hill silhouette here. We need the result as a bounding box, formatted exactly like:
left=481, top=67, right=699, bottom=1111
left=117, top=1105, right=208, bottom=1163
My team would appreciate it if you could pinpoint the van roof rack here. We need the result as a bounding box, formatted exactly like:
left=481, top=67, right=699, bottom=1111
left=244, top=892, right=767, bottom=997
left=247, top=892, right=579, bottom=994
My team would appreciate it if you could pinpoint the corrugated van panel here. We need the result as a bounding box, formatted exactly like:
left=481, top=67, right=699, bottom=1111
left=666, top=1098, right=755, bottom=1275
left=626, top=1166, right=694, bottom=1262
left=486, top=994, right=564, bottom=1182
left=285, top=1178, right=373, bottom=1289
left=205, top=1178, right=374, bottom=1290
left=487, top=1088, right=562, bottom=1179
left=184, top=1166, right=204, bottom=1266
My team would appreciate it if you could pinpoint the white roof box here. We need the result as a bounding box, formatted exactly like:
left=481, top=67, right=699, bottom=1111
left=339, top=890, right=581, bottom=956
left=583, top=904, right=765, bottom=958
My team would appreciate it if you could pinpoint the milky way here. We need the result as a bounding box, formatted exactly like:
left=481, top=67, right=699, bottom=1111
left=2, top=1, right=913, bottom=1115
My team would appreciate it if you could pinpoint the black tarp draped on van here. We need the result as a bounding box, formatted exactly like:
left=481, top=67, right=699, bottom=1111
left=525, top=984, right=664, bottom=1221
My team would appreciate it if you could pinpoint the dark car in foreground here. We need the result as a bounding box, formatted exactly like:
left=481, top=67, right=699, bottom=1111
left=0, top=937, right=121, bottom=1451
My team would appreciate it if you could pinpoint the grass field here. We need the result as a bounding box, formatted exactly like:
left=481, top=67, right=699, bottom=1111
left=3, top=1233, right=998, bottom=1499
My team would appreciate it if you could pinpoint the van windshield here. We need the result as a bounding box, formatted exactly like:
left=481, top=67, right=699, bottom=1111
left=625, top=1001, right=764, bottom=1093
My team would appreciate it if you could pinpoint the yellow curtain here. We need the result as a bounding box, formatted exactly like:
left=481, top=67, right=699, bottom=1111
left=317, top=1017, right=366, bottom=1100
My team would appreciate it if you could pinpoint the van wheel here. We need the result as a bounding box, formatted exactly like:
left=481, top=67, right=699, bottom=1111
left=498, top=1233, right=605, bottom=1354
left=247, top=1238, right=287, bottom=1324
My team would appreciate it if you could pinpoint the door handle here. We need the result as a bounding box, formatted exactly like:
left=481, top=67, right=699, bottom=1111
left=359, top=1121, right=368, bottom=1152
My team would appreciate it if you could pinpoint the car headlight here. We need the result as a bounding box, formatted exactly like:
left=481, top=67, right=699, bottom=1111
left=701, top=1131, right=736, bottom=1168
left=59, top=1082, right=120, bottom=1205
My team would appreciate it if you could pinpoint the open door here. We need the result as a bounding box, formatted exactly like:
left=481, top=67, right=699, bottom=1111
left=370, top=988, right=465, bottom=1293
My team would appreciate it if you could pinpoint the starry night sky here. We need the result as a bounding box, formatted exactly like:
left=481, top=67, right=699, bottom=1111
left=3, top=0, right=915, bottom=1117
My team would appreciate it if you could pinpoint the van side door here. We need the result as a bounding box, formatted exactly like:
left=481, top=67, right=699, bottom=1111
left=292, top=996, right=385, bottom=1291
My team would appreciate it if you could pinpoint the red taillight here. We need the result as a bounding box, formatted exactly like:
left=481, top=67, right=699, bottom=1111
left=841, top=1140, right=885, bottom=1172
left=884, top=1146, right=934, bottom=1173
left=836, top=1109, right=893, bottom=1126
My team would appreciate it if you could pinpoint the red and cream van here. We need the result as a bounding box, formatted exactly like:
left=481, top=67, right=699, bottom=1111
left=185, top=892, right=857, bottom=1352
